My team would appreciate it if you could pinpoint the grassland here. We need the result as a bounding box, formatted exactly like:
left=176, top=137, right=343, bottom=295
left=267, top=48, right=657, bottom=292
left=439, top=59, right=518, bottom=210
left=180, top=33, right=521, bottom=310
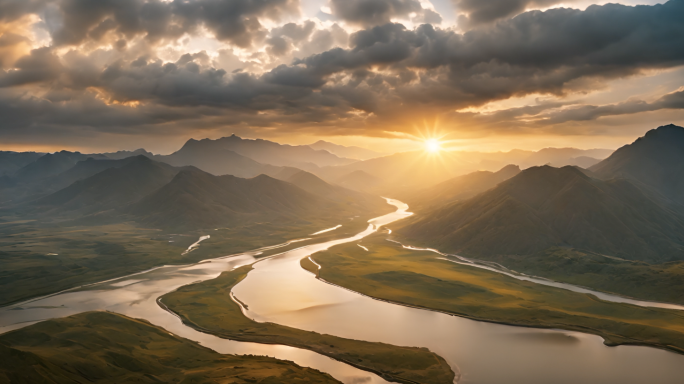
left=477, top=247, right=684, bottom=305
left=161, top=265, right=456, bottom=384
left=304, top=233, right=684, bottom=354
left=0, top=311, right=341, bottom=383
left=0, top=214, right=373, bottom=307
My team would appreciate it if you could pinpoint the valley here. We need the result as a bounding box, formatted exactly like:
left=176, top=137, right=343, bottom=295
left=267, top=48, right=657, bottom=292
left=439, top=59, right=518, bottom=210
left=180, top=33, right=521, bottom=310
left=0, top=311, right=342, bottom=384
left=3, top=1, right=684, bottom=382
left=2, top=125, right=684, bottom=384
left=305, top=233, right=684, bottom=354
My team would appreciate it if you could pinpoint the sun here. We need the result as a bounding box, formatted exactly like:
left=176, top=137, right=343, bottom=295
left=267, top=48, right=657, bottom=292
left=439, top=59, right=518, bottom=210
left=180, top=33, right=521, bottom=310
left=425, top=139, right=442, bottom=153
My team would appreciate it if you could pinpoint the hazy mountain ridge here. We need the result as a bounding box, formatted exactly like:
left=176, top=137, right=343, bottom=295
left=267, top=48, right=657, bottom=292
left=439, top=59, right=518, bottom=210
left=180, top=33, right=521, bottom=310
left=101, top=148, right=155, bottom=160
left=0, top=151, right=44, bottom=176
left=13, top=156, right=389, bottom=231
left=0, top=151, right=116, bottom=205
left=308, top=140, right=386, bottom=160
left=154, top=143, right=280, bottom=179
left=333, top=170, right=382, bottom=193
left=127, top=169, right=323, bottom=231
left=315, top=147, right=613, bottom=195
left=399, top=165, right=684, bottom=263
left=176, top=135, right=357, bottom=169
left=34, top=156, right=180, bottom=215
left=1, top=139, right=614, bottom=202
left=126, top=168, right=392, bottom=231
left=285, top=170, right=388, bottom=214
left=408, top=164, right=521, bottom=211
left=12, top=151, right=109, bottom=182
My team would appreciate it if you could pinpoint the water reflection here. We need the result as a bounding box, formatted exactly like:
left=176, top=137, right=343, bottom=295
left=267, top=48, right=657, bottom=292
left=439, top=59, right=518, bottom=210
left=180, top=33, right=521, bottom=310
left=0, top=248, right=391, bottom=383
left=2, top=199, right=684, bottom=384
left=232, top=202, right=684, bottom=384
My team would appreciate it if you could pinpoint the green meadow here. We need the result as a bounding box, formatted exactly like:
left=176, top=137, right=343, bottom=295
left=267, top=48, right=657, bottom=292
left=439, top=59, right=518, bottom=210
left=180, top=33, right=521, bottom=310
left=304, top=233, right=684, bottom=355
left=0, top=214, right=373, bottom=307
left=161, top=265, right=456, bottom=384
left=0, top=311, right=341, bottom=383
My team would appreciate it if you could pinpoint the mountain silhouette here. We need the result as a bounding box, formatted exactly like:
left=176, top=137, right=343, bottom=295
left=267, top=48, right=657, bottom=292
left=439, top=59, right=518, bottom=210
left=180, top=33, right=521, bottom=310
left=156, top=143, right=280, bottom=178
left=590, top=124, right=684, bottom=205
left=408, top=164, right=521, bottom=211
left=35, top=156, right=179, bottom=214
left=173, top=135, right=356, bottom=169
left=13, top=151, right=108, bottom=182
left=308, top=140, right=385, bottom=160
left=0, top=151, right=44, bottom=176
left=399, top=165, right=684, bottom=263
left=285, top=170, right=388, bottom=215
left=127, top=168, right=327, bottom=231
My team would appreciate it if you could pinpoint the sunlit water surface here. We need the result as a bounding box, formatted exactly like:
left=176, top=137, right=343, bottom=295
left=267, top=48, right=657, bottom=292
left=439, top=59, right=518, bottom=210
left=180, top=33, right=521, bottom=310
left=2, top=199, right=684, bottom=383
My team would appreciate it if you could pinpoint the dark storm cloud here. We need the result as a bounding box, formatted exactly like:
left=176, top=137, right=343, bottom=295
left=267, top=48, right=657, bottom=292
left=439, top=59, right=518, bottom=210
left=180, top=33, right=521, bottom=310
left=453, top=0, right=573, bottom=26
left=329, top=0, right=425, bottom=26
left=0, top=0, right=47, bottom=22
left=1, top=0, right=684, bottom=143
left=271, top=21, right=316, bottom=41
left=265, top=21, right=316, bottom=56
left=292, top=1, right=684, bottom=108
left=172, top=0, right=300, bottom=48
left=0, top=47, right=62, bottom=87
left=657, top=89, right=684, bottom=109
left=9, top=0, right=299, bottom=48
left=541, top=90, right=684, bottom=124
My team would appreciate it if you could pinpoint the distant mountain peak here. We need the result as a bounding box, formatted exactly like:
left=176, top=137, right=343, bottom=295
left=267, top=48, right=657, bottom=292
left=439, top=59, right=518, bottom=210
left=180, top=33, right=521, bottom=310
left=589, top=124, right=684, bottom=204
left=516, top=164, right=589, bottom=181
left=642, top=124, right=684, bottom=140
left=172, top=134, right=355, bottom=169
left=131, top=154, right=152, bottom=162
left=498, top=164, right=521, bottom=173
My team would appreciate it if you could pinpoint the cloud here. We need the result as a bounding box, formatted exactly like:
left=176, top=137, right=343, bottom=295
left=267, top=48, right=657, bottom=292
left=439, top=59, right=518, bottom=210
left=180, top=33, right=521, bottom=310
left=0, top=47, right=62, bottom=87
left=329, top=0, right=427, bottom=26
left=0, top=0, right=683, bottom=148
left=540, top=90, right=684, bottom=124
left=0, top=0, right=47, bottom=23
left=453, top=0, right=574, bottom=27
left=8, top=0, right=300, bottom=48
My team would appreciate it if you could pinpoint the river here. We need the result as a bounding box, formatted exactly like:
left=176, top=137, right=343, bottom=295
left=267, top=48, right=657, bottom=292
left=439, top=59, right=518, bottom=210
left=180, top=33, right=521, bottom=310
left=1, top=199, right=683, bottom=383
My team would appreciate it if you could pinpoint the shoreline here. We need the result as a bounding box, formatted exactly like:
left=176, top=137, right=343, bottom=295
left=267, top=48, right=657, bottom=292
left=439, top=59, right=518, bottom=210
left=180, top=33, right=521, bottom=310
left=301, top=250, right=684, bottom=358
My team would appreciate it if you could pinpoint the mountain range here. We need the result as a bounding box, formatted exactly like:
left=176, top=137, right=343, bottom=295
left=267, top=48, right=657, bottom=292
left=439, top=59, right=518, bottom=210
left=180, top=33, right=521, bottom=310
left=0, top=135, right=617, bottom=203
left=33, top=156, right=180, bottom=216
left=407, top=164, right=521, bottom=211
left=0, top=151, right=44, bottom=176
left=313, top=147, right=613, bottom=195
left=173, top=135, right=356, bottom=170
left=590, top=124, right=684, bottom=205
left=15, top=156, right=388, bottom=232
left=308, top=140, right=386, bottom=160
left=398, top=124, right=684, bottom=265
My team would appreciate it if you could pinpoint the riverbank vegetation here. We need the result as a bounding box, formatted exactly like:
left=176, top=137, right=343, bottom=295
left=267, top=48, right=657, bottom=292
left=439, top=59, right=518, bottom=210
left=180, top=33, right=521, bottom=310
left=161, top=265, right=456, bottom=384
left=466, top=247, right=684, bottom=306
left=304, top=233, right=684, bottom=355
left=0, top=213, right=373, bottom=307
left=0, top=311, right=341, bottom=383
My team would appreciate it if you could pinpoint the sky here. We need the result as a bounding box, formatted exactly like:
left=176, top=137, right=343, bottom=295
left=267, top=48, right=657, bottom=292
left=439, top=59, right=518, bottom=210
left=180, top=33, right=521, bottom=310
left=0, top=0, right=682, bottom=154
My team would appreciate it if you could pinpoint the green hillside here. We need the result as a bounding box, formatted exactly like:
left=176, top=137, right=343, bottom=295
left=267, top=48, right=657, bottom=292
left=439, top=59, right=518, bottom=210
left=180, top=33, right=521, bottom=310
left=0, top=311, right=341, bottom=383
left=590, top=124, right=684, bottom=205
left=408, top=164, right=520, bottom=211
left=399, top=165, right=684, bottom=263
left=34, top=156, right=178, bottom=214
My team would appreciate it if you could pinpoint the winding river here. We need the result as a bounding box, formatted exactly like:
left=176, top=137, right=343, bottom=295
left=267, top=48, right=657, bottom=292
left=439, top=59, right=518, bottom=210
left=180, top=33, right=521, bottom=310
left=1, top=199, right=684, bottom=383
